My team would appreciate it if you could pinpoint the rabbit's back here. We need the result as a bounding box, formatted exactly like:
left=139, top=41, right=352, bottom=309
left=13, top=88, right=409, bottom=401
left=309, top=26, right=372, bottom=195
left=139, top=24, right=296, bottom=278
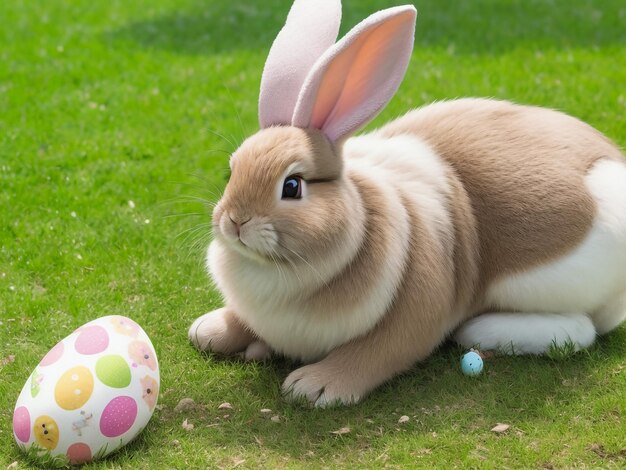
left=377, top=98, right=625, bottom=297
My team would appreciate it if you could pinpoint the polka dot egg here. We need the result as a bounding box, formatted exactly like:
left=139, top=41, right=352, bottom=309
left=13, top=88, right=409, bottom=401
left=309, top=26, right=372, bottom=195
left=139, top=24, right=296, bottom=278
left=12, top=316, right=159, bottom=466
left=460, top=350, right=483, bottom=377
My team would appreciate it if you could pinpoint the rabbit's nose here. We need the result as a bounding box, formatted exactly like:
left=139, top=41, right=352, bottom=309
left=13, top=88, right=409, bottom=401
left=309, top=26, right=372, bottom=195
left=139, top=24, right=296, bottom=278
left=229, top=216, right=251, bottom=237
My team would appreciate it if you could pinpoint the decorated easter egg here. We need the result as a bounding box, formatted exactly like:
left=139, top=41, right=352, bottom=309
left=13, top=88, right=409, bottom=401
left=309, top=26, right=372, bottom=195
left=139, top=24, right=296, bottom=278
left=12, top=316, right=160, bottom=466
left=460, top=351, right=483, bottom=377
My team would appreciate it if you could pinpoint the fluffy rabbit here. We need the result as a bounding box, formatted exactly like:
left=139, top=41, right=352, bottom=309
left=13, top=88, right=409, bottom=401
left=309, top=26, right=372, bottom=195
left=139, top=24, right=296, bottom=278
left=189, top=0, right=626, bottom=406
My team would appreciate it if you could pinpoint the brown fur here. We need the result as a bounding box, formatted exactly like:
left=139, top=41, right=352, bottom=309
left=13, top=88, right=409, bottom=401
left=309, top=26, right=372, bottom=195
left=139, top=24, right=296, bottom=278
left=443, top=170, right=480, bottom=311
left=283, top=194, right=458, bottom=402
left=220, top=127, right=342, bottom=224
left=380, top=98, right=623, bottom=306
left=305, top=174, right=402, bottom=312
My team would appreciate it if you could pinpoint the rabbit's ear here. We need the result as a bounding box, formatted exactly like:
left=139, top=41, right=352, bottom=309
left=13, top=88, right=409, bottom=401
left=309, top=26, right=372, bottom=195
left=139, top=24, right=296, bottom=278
left=292, top=6, right=416, bottom=142
left=259, top=0, right=342, bottom=128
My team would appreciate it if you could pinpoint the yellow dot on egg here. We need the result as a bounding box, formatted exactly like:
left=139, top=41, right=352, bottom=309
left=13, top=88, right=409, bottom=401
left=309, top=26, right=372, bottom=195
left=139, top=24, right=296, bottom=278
left=33, top=416, right=59, bottom=450
left=55, top=366, right=94, bottom=410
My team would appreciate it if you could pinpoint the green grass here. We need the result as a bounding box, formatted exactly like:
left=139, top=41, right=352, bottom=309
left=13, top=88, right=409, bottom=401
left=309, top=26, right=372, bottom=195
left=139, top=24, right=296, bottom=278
left=1, top=0, right=625, bottom=468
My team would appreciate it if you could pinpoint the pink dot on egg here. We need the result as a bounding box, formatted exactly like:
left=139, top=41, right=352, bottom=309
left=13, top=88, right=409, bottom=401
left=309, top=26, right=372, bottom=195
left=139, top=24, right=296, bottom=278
left=67, top=442, right=92, bottom=464
left=12, top=406, right=30, bottom=443
left=100, top=396, right=138, bottom=438
left=39, top=341, right=64, bottom=367
left=75, top=326, right=109, bottom=355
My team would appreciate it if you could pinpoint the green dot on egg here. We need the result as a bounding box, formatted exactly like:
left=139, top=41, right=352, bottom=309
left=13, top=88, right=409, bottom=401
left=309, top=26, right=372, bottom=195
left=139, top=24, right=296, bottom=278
left=96, top=355, right=131, bottom=388
left=30, top=369, right=42, bottom=398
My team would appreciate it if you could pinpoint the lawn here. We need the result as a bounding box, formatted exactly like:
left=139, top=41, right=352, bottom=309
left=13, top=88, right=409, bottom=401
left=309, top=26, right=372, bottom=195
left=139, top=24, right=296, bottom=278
left=1, top=0, right=625, bottom=468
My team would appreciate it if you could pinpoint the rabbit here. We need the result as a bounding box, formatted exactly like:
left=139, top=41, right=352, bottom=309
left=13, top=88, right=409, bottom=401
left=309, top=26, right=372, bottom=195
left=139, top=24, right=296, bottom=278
left=188, top=0, right=626, bottom=406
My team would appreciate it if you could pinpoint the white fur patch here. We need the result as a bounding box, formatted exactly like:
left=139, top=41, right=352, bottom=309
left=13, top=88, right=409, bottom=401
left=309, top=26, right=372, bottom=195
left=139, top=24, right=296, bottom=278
left=593, top=290, right=626, bottom=335
left=346, top=134, right=455, bottom=243
left=455, top=312, right=596, bottom=354
left=485, top=159, right=626, bottom=318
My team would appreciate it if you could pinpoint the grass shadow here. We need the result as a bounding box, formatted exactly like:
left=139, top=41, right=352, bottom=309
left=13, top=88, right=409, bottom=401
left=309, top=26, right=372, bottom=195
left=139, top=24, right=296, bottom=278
left=176, top=327, right=626, bottom=462
left=104, top=0, right=626, bottom=57
left=104, top=2, right=283, bottom=56
left=407, top=0, right=625, bottom=55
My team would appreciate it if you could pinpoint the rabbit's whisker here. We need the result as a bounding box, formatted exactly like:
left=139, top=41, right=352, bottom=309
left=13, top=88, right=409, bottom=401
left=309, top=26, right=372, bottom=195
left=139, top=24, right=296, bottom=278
left=200, top=127, right=238, bottom=151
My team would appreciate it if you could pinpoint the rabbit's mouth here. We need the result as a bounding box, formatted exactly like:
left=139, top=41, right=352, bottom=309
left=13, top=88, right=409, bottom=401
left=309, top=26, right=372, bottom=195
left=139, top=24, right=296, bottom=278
left=218, top=234, right=273, bottom=264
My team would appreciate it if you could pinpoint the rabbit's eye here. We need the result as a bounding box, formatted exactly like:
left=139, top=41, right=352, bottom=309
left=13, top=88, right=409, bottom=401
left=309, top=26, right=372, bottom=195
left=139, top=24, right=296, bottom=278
left=282, top=176, right=302, bottom=199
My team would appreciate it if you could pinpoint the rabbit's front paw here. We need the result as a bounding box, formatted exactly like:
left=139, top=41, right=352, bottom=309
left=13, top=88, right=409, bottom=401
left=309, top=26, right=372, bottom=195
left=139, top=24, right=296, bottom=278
left=240, top=340, right=272, bottom=361
left=282, top=362, right=363, bottom=407
left=188, top=307, right=255, bottom=355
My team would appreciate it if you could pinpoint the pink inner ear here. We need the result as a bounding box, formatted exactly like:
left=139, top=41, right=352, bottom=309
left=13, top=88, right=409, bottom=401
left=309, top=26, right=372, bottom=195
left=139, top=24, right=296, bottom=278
left=312, top=19, right=406, bottom=130
left=293, top=6, right=416, bottom=142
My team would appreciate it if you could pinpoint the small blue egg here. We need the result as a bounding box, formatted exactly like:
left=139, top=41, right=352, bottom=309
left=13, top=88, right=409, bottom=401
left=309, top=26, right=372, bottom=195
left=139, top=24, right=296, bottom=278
left=460, top=351, right=483, bottom=376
